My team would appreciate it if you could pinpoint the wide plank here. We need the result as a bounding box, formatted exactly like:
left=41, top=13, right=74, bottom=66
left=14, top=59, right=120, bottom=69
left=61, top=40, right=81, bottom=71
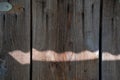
left=32, top=0, right=100, bottom=80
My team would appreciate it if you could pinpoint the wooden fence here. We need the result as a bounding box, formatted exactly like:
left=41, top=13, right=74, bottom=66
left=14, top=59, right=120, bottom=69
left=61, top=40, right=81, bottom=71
left=0, top=0, right=120, bottom=80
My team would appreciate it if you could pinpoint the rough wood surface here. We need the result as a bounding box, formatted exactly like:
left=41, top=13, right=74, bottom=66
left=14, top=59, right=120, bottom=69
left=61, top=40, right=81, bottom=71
left=102, top=0, right=120, bottom=80
left=32, top=0, right=100, bottom=80
left=2, top=0, right=120, bottom=80
left=0, top=0, right=30, bottom=80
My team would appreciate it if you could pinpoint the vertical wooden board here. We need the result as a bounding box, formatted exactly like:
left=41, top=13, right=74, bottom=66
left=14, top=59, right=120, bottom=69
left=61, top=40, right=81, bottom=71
left=32, top=0, right=99, bottom=80
left=0, top=0, right=30, bottom=80
left=102, top=0, right=120, bottom=80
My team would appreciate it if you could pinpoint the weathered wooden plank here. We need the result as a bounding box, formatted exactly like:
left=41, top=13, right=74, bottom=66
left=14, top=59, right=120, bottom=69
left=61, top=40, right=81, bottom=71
left=0, top=0, right=30, bottom=80
left=102, top=0, right=120, bottom=80
left=32, top=0, right=100, bottom=80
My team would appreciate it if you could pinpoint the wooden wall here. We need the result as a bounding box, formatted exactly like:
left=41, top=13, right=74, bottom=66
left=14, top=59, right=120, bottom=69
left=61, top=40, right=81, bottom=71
left=0, top=0, right=119, bottom=80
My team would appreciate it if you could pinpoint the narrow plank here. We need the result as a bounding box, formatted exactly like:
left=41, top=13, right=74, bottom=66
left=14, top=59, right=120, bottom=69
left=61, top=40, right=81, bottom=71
left=0, top=0, right=30, bottom=80
left=0, top=12, right=5, bottom=80
left=102, top=0, right=120, bottom=80
left=32, top=0, right=99, bottom=80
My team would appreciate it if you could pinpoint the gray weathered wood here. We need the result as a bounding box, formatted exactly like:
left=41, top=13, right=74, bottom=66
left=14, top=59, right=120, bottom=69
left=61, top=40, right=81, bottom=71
left=32, top=0, right=100, bottom=80
left=0, top=0, right=30, bottom=80
left=102, top=0, right=120, bottom=80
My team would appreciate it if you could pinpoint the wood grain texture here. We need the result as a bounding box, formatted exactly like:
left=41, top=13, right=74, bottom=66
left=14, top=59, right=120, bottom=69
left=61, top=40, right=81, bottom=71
left=32, top=0, right=100, bottom=80
left=102, top=0, right=120, bottom=80
left=0, top=0, right=30, bottom=80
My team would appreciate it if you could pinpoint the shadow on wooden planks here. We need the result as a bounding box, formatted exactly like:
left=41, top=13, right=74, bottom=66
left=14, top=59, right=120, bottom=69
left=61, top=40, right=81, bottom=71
left=1, top=49, right=120, bottom=80
left=5, top=50, right=99, bottom=80
left=5, top=50, right=120, bottom=80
